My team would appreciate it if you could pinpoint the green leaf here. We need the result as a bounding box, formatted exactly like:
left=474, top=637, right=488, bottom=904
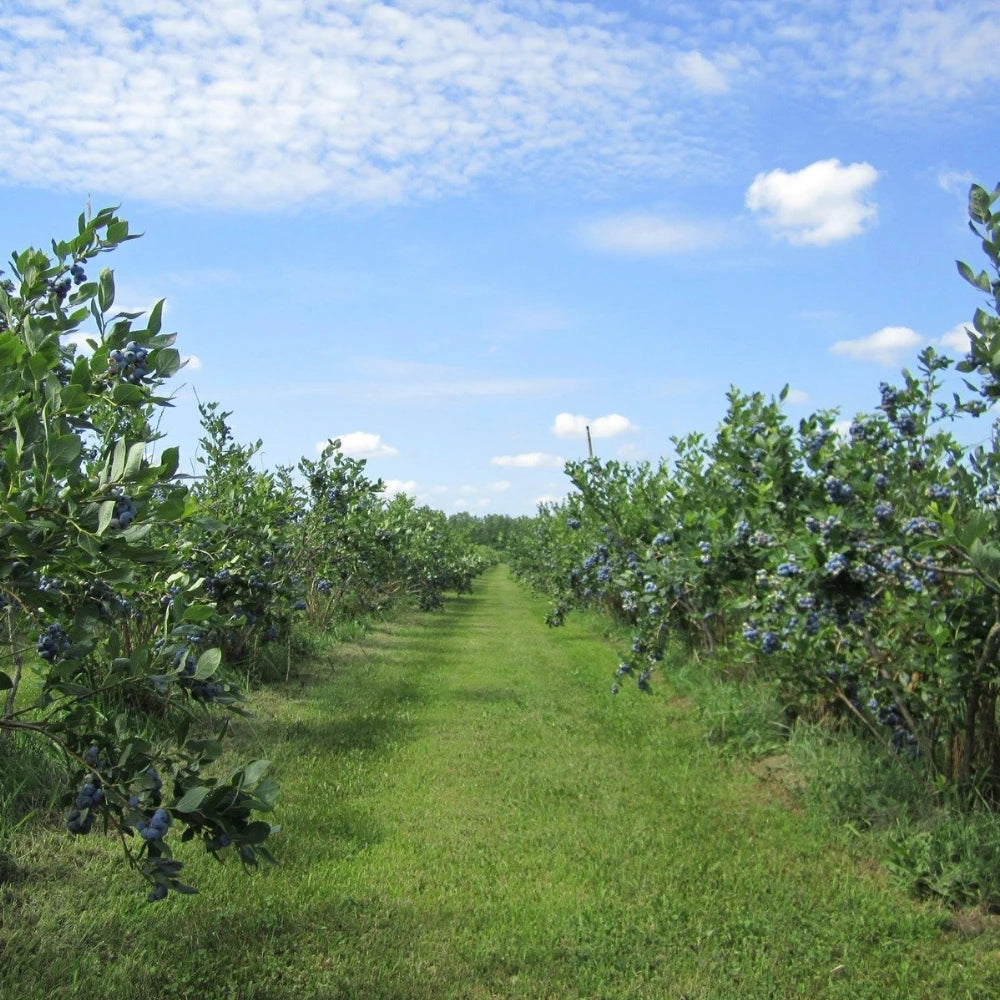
left=156, top=446, right=180, bottom=479
left=60, top=382, right=89, bottom=413
left=240, top=821, right=272, bottom=845
left=97, top=267, right=115, bottom=312
left=182, top=603, right=216, bottom=624
left=154, top=494, right=186, bottom=520
left=970, top=184, right=993, bottom=224
left=954, top=511, right=992, bottom=549
left=968, top=538, right=1000, bottom=585
left=252, top=777, right=280, bottom=810
left=106, top=220, right=130, bottom=244
left=195, top=517, right=227, bottom=532
left=2, top=503, right=26, bottom=524
left=124, top=441, right=146, bottom=478
left=111, top=382, right=145, bottom=405
left=119, top=522, right=153, bottom=543
left=48, top=433, right=81, bottom=469
left=961, top=262, right=992, bottom=293
left=174, top=786, right=210, bottom=812
left=97, top=499, right=116, bottom=535
left=239, top=759, right=271, bottom=787
left=0, top=332, right=24, bottom=367
left=156, top=347, right=182, bottom=377
left=146, top=299, right=164, bottom=337
left=194, top=648, right=222, bottom=679
left=52, top=682, right=93, bottom=698
left=109, top=439, right=126, bottom=482
left=27, top=351, right=50, bottom=380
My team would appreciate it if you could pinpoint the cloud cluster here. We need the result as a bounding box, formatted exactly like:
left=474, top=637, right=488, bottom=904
left=939, top=324, right=973, bottom=354
left=830, top=323, right=973, bottom=365
left=784, top=388, right=810, bottom=405
left=578, top=214, right=727, bottom=255
left=428, top=479, right=511, bottom=510
left=0, top=0, right=702, bottom=208
left=317, top=431, right=399, bottom=458
left=746, top=159, right=880, bottom=245
left=379, top=478, right=419, bottom=497
left=4, top=2, right=995, bottom=210
left=551, top=412, right=637, bottom=438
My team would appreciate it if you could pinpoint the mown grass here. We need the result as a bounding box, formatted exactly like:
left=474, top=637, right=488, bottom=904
left=2, top=565, right=999, bottom=998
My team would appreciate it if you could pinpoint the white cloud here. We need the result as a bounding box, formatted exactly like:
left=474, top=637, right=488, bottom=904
left=784, top=388, right=810, bottom=405
left=938, top=170, right=974, bottom=196
left=491, top=452, right=564, bottom=469
left=939, top=323, right=973, bottom=354
left=1, top=3, right=997, bottom=212
left=830, top=326, right=922, bottom=365
left=533, top=493, right=566, bottom=507
left=675, top=51, right=730, bottom=94
left=65, top=331, right=96, bottom=357
left=180, top=354, right=202, bottom=371
left=746, top=159, right=880, bottom=245
left=380, top=478, right=418, bottom=497
left=0, top=1, right=714, bottom=209
left=552, top=412, right=637, bottom=439
left=318, top=431, right=399, bottom=458
left=837, top=2, right=1000, bottom=107
left=489, top=480, right=511, bottom=493
left=579, top=213, right=727, bottom=255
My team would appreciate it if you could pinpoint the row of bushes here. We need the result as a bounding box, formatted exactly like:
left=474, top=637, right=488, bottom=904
left=0, top=208, right=490, bottom=900
left=512, top=183, right=1000, bottom=799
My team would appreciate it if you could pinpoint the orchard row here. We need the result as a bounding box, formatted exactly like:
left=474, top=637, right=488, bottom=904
left=512, top=182, right=1000, bottom=800
left=0, top=209, right=490, bottom=900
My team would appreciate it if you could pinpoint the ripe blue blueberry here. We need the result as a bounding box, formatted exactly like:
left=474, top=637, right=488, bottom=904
left=825, top=553, right=848, bottom=576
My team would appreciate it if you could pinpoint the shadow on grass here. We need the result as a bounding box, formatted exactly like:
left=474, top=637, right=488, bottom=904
left=250, top=677, right=428, bottom=759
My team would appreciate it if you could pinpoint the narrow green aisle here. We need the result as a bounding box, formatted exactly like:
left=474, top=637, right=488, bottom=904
left=2, top=566, right=998, bottom=999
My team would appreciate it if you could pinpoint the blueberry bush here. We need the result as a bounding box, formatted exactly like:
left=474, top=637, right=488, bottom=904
left=0, top=209, right=278, bottom=901
left=0, top=208, right=488, bottom=900
left=513, top=182, right=1000, bottom=801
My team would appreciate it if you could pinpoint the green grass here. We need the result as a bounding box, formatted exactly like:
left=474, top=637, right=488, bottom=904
left=2, top=566, right=999, bottom=998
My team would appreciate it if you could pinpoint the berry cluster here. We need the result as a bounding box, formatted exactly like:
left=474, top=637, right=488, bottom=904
left=47, top=276, right=72, bottom=303
left=824, top=476, right=854, bottom=505
left=108, top=340, right=150, bottom=384
left=136, top=807, right=171, bottom=842
left=66, top=774, right=104, bottom=834
left=191, top=681, right=224, bottom=701
left=37, top=622, right=71, bottom=662
left=111, top=495, right=137, bottom=529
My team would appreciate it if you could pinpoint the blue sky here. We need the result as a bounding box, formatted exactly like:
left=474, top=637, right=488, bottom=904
left=2, top=0, right=999, bottom=515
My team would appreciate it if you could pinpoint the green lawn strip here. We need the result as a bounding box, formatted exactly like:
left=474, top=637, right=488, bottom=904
left=2, top=565, right=999, bottom=998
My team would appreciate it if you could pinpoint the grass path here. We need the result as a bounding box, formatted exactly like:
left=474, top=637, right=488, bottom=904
left=2, top=565, right=999, bottom=998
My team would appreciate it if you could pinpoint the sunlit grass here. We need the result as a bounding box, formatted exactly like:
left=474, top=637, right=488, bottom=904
left=2, top=566, right=998, bottom=999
